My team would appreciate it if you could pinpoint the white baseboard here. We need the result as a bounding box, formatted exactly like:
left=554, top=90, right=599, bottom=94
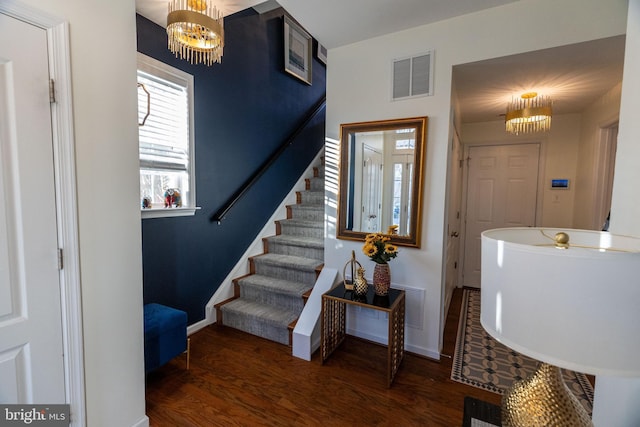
left=346, top=328, right=440, bottom=361
left=187, top=317, right=214, bottom=336
left=406, top=343, right=440, bottom=361
left=131, top=415, right=149, bottom=427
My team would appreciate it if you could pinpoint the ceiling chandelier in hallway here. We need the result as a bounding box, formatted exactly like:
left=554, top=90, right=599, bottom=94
left=505, top=92, right=552, bottom=135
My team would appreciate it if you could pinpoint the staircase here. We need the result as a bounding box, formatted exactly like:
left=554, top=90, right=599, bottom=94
left=216, top=161, right=324, bottom=345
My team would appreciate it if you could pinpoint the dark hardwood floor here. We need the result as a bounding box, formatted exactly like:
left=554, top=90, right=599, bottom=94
left=145, top=287, right=501, bottom=426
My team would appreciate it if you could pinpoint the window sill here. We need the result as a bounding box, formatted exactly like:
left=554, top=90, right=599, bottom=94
left=141, top=207, right=201, bottom=219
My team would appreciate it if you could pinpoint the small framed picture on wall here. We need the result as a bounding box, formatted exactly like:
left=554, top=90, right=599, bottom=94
left=316, top=41, right=327, bottom=65
left=284, top=16, right=312, bottom=85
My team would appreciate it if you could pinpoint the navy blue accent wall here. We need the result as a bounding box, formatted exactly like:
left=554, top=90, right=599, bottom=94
left=136, top=10, right=326, bottom=324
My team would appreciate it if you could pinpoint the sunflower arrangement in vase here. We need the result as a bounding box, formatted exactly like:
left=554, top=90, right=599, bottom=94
left=362, top=231, right=398, bottom=296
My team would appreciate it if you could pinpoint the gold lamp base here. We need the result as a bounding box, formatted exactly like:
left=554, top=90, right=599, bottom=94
left=502, top=363, right=593, bottom=427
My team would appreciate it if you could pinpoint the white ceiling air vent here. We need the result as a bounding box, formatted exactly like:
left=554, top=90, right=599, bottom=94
left=392, top=51, right=434, bottom=100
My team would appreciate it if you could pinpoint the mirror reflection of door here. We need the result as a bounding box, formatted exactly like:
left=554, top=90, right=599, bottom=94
left=354, top=132, right=416, bottom=234
left=389, top=128, right=415, bottom=235
left=338, top=116, right=427, bottom=247
left=360, top=144, right=383, bottom=232
left=391, top=155, right=414, bottom=235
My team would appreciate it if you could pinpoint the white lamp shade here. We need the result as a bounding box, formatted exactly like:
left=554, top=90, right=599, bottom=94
left=481, top=227, right=640, bottom=377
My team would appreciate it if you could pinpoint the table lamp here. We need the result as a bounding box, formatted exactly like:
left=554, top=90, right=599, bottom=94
left=481, top=227, right=640, bottom=426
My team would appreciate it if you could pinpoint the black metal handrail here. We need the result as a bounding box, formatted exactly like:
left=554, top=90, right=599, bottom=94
left=210, top=95, right=326, bottom=223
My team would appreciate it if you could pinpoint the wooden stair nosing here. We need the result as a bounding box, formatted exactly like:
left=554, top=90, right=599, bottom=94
left=214, top=296, right=240, bottom=325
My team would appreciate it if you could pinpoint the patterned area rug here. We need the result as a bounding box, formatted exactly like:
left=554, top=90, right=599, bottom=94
left=451, top=288, right=594, bottom=414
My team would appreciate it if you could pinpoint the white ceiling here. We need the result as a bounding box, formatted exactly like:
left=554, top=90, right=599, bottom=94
left=272, top=0, right=521, bottom=50
left=454, top=36, right=626, bottom=123
left=136, top=0, right=626, bottom=124
left=135, top=0, right=265, bottom=27
left=135, top=0, right=521, bottom=48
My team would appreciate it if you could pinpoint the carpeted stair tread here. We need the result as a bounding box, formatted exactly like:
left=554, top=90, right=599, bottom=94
left=238, top=274, right=311, bottom=297
left=266, top=234, right=324, bottom=250
left=265, top=234, right=324, bottom=260
left=288, top=212, right=323, bottom=223
left=278, top=217, right=323, bottom=227
left=289, top=204, right=324, bottom=212
left=307, top=177, right=324, bottom=191
left=220, top=299, right=298, bottom=345
left=276, top=219, right=323, bottom=239
left=298, top=190, right=324, bottom=205
left=291, top=201, right=324, bottom=209
left=221, top=299, right=298, bottom=325
left=253, top=253, right=322, bottom=271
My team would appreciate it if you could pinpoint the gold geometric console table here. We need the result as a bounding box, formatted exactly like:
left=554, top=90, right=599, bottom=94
left=321, top=285, right=405, bottom=387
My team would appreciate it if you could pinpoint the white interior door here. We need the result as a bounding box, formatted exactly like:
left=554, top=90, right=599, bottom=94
left=462, top=143, right=540, bottom=287
left=360, top=145, right=383, bottom=232
left=0, top=13, right=66, bottom=403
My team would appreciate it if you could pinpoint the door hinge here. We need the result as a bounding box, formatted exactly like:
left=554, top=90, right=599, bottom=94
left=58, top=248, right=63, bottom=270
left=49, top=79, right=56, bottom=103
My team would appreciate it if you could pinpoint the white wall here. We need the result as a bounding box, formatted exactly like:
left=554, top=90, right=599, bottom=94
left=325, top=0, right=628, bottom=358
left=462, top=114, right=582, bottom=228
left=13, top=0, right=147, bottom=426
left=593, top=2, right=640, bottom=424
left=573, top=83, right=622, bottom=229
left=612, top=0, right=640, bottom=235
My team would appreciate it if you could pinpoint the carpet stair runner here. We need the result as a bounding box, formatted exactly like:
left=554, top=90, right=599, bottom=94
left=215, top=160, right=324, bottom=345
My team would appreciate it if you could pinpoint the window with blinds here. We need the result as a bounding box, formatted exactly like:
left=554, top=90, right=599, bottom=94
left=137, top=53, right=196, bottom=217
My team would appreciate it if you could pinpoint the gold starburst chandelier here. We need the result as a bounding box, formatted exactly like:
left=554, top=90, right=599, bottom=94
left=167, top=0, right=224, bottom=66
left=505, top=92, right=552, bottom=135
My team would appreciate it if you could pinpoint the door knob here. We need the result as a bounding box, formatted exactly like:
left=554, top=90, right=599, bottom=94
left=451, top=231, right=459, bottom=237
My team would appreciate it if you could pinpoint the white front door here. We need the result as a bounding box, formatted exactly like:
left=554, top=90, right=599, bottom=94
left=0, top=13, right=66, bottom=403
left=360, top=144, right=383, bottom=232
left=462, top=143, right=540, bottom=287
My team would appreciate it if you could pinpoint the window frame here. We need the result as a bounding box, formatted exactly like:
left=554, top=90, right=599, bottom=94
left=137, top=52, right=198, bottom=219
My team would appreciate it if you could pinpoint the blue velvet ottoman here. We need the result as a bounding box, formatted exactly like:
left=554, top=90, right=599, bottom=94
left=143, top=303, right=189, bottom=373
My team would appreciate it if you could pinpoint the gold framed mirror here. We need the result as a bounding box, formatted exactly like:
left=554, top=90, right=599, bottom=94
left=337, top=117, right=427, bottom=248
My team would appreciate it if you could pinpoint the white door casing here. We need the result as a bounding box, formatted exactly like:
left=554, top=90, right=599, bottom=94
left=444, top=129, right=463, bottom=312
left=0, top=4, right=84, bottom=424
left=0, top=12, right=65, bottom=403
left=462, top=143, right=540, bottom=287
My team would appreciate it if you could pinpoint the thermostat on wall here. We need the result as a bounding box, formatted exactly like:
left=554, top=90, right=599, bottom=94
left=551, top=179, right=570, bottom=189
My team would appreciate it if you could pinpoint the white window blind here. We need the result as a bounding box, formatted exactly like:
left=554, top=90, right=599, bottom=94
left=137, top=71, right=189, bottom=171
